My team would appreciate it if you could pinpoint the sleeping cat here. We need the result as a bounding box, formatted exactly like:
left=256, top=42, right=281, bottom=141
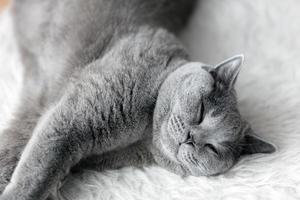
left=0, top=0, right=275, bottom=199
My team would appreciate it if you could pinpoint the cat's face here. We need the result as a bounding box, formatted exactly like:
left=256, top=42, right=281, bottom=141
left=153, top=55, right=275, bottom=176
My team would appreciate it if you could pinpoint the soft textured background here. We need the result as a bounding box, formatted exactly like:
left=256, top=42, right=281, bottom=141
left=0, top=0, right=300, bottom=199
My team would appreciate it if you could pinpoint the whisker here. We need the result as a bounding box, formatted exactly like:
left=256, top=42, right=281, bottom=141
left=187, top=153, right=198, bottom=166
left=174, top=115, right=185, bottom=133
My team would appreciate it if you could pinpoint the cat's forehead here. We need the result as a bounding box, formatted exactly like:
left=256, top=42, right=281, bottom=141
left=175, top=62, right=214, bottom=97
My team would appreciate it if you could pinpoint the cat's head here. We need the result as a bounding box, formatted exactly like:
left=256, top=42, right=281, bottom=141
left=152, top=55, right=275, bottom=176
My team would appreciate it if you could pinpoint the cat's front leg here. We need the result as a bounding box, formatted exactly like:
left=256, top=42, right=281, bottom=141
left=0, top=73, right=150, bottom=200
left=0, top=102, right=42, bottom=194
left=0, top=93, right=121, bottom=200
left=0, top=104, right=87, bottom=200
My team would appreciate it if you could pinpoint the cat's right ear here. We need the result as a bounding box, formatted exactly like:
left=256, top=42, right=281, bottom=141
left=203, top=55, right=244, bottom=89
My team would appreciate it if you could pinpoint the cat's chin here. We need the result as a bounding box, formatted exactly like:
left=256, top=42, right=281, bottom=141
left=176, top=144, right=205, bottom=176
left=185, top=166, right=221, bottom=177
left=176, top=143, right=234, bottom=177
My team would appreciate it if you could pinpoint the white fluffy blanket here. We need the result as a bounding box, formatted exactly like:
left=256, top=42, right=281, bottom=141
left=0, top=0, right=300, bottom=199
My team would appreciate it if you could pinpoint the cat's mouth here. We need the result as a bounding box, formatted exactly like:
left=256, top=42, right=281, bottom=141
left=179, top=130, right=220, bottom=157
left=179, top=130, right=194, bottom=146
left=163, top=117, right=234, bottom=177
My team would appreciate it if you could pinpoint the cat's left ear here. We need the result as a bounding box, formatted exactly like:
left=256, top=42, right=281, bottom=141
left=209, top=55, right=244, bottom=89
left=241, top=128, right=276, bottom=155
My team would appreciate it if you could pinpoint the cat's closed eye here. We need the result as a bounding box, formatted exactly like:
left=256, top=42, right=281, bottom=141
left=195, top=101, right=205, bottom=124
left=204, top=143, right=219, bottom=156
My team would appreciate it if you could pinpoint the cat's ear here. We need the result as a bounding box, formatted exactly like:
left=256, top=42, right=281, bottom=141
left=241, top=128, right=276, bottom=155
left=211, top=55, right=244, bottom=89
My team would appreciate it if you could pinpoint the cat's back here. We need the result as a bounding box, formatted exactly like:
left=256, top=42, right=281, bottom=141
left=12, top=0, right=196, bottom=60
left=12, top=0, right=195, bottom=102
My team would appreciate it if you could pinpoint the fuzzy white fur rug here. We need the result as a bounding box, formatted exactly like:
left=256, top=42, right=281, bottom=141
left=1, top=0, right=300, bottom=199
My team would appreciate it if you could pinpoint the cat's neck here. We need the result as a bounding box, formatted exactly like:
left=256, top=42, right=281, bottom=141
left=96, top=26, right=190, bottom=96
left=43, top=26, right=189, bottom=105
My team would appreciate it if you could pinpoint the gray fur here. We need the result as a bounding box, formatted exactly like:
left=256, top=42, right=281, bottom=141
left=0, top=0, right=275, bottom=199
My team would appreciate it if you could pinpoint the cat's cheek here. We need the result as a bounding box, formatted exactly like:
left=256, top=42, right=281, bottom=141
left=159, top=122, right=180, bottom=161
left=177, top=144, right=194, bottom=163
left=166, top=115, right=187, bottom=144
left=177, top=146, right=203, bottom=177
left=179, top=143, right=194, bottom=151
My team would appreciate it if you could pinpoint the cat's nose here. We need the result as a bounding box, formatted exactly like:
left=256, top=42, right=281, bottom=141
left=186, top=131, right=195, bottom=144
left=181, top=131, right=195, bottom=145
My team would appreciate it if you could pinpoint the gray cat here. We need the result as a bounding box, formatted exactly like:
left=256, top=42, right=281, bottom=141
left=0, top=0, right=275, bottom=199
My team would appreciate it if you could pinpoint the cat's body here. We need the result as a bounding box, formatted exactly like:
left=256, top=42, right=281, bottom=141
left=0, top=0, right=275, bottom=199
left=12, top=0, right=195, bottom=123
left=13, top=0, right=195, bottom=104
left=1, top=0, right=194, bottom=198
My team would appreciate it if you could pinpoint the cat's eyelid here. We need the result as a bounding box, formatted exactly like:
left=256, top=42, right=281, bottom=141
left=199, top=101, right=205, bottom=123
left=195, top=100, right=205, bottom=124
